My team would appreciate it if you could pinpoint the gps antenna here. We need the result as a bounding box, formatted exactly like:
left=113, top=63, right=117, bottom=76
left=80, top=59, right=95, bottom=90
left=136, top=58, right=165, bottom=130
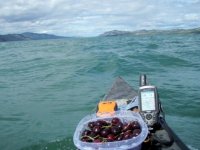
left=140, top=74, right=147, bottom=87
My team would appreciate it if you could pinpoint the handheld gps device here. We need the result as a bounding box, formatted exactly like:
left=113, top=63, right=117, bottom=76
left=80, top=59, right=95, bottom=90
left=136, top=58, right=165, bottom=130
left=138, top=85, right=160, bottom=126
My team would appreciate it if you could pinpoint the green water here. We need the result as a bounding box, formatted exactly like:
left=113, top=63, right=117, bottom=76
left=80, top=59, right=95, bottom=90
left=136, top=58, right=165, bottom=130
left=0, top=34, right=200, bottom=150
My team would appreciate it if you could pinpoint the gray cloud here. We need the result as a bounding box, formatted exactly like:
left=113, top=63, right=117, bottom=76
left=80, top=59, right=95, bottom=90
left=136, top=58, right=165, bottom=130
left=0, top=0, right=200, bottom=36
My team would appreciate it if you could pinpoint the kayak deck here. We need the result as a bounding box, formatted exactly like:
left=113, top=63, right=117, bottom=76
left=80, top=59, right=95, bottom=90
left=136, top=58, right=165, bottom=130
left=103, top=77, right=189, bottom=150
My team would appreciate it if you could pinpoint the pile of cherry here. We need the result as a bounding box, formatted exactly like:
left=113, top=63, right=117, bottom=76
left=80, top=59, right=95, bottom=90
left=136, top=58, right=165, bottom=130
left=80, top=117, right=141, bottom=143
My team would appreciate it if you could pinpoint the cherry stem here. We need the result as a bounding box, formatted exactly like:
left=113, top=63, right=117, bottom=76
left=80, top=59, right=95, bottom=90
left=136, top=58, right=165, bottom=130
left=81, top=135, right=94, bottom=141
left=102, top=124, right=112, bottom=128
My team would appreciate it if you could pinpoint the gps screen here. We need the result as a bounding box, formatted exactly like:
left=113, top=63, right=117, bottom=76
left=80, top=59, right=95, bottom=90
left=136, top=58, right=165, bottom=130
left=141, top=90, right=156, bottom=111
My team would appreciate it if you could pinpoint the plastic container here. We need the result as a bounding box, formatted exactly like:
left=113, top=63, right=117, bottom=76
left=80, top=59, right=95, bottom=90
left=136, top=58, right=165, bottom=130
left=73, top=111, right=148, bottom=150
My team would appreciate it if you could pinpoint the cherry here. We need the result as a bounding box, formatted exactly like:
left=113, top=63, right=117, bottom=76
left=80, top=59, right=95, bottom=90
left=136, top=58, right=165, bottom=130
left=122, top=123, right=132, bottom=132
left=81, top=129, right=91, bottom=136
left=131, top=121, right=140, bottom=129
left=93, top=138, right=102, bottom=143
left=107, top=134, right=115, bottom=142
left=88, top=121, right=95, bottom=129
left=111, top=117, right=120, bottom=125
left=115, top=122, right=123, bottom=130
left=116, top=134, right=123, bottom=141
left=111, top=126, right=120, bottom=135
left=123, top=132, right=133, bottom=140
left=98, top=120, right=109, bottom=126
left=92, top=126, right=101, bottom=134
left=95, top=120, right=105, bottom=126
left=132, top=129, right=141, bottom=137
left=124, top=130, right=132, bottom=135
left=100, top=128, right=111, bottom=137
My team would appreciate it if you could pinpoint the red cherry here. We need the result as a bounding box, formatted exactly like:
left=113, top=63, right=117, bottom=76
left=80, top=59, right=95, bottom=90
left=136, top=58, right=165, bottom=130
left=95, top=120, right=101, bottom=126
left=111, top=126, right=120, bottom=135
left=116, top=122, right=123, bottom=130
left=116, top=134, right=123, bottom=141
left=92, top=126, right=101, bottom=134
left=122, top=123, right=132, bottom=132
left=81, top=129, right=91, bottom=136
left=107, top=134, right=115, bottom=142
left=131, top=121, right=140, bottom=129
left=111, top=117, right=120, bottom=125
left=93, top=139, right=102, bottom=143
left=132, top=129, right=141, bottom=137
left=100, top=128, right=111, bottom=137
left=88, top=121, right=95, bottom=129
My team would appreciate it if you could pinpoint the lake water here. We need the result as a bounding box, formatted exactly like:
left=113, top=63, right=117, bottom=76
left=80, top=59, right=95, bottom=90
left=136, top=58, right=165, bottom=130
left=0, top=33, right=200, bottom=150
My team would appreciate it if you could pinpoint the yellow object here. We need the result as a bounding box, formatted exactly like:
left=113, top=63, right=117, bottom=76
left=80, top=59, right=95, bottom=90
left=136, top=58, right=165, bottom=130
left=96, top=101, right=117, bottom=117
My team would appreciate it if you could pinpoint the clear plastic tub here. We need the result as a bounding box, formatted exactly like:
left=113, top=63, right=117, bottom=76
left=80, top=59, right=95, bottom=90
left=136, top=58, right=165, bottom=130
left=73, top=111, right=148, bottom=150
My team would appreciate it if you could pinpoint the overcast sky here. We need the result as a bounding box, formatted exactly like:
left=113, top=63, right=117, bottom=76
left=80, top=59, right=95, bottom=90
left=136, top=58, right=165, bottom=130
left=0, top=0, right=200, bottom=36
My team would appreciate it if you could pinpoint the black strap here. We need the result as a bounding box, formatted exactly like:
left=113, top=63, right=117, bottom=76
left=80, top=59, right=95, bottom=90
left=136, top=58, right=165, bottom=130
left=152, top=100, right=174, bottom=147
left=156, top=117, right=175, bottom=147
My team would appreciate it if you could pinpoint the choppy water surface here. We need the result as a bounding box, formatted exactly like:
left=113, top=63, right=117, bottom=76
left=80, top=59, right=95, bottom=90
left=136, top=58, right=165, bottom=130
left=0, top=33, right=200, bottom=150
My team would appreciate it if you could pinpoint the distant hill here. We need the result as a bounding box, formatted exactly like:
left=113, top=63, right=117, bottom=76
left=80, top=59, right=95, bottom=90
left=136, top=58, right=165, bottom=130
left=0, top=32, right=67, bottom=42
left=99, top=28, right=200, bottom=37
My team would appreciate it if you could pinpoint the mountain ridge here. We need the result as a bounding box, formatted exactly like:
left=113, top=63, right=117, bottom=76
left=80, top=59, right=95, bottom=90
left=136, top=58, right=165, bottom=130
left=0, top=32, right=67, bottom=42
left=99, top=27, right=200, bottom=36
